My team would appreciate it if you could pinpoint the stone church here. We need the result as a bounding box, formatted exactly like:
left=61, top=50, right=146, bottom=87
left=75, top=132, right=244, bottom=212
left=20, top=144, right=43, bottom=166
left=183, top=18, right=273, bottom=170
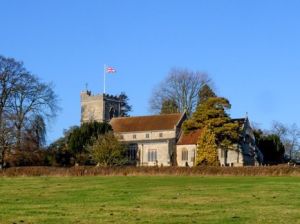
left=81, top=91, right=262, bottom=167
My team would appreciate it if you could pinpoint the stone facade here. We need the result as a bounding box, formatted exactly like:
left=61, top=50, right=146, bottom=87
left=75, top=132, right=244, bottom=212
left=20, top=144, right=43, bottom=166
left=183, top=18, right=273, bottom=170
left=110, top=113, right=187, bottom=167
left=80, top=91, right=123, bottom=123
left=177, top=145, right=196, bottom=167
left=118, top=129, right=178, bottom=166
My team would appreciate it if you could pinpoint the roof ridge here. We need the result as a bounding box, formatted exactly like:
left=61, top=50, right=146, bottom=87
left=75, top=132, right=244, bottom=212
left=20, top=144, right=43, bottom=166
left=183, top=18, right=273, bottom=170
left=111, top=113, right=182, bottom=120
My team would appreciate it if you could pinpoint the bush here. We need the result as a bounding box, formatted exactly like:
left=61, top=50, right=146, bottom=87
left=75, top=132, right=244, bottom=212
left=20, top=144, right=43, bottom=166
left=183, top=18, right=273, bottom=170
left=89, top=132, right=128, bottom=166
left=1, top=166, right=300, bottom=177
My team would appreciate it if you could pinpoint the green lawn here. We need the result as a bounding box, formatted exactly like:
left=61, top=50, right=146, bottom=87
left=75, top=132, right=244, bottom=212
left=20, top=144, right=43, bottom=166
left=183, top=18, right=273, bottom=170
left=0, top=176, right=300, bottom=224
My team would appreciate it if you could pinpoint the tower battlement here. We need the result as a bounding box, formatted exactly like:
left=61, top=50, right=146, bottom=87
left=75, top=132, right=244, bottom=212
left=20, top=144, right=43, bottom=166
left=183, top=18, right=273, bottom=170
left=80, top=90, right=122, bottom=124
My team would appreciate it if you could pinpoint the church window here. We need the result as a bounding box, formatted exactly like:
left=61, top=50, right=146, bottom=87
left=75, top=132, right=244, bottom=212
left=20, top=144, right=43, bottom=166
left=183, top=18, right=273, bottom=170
left=190, top=149, right=195, bottom=162
left=128, top=144, right=137, bottom=161
left=148, top=149, right=157, bottom=162
left=109, top=107, right=115, bottom=119
left=182, top=148, right=188, bottom=161
left=146, top=133, right=150, bottom=138
left=221, top=149, right=224, bottom=158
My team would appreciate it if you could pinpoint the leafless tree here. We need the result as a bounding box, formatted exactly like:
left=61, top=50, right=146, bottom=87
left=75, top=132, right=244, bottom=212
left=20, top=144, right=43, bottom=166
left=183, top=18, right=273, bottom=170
left=149, top=68, right=210, bottom=116
left=0, top=56, right=24, bottom=167
left=271, top=121, right=300, bottom=160
left=0, top=55, right=59, bottom=167
left=11, top=72, right=59, bottom=150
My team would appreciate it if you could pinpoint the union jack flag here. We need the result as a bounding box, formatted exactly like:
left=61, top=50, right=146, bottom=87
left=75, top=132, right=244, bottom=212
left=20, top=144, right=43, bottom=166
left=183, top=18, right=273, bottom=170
left=106, top=66, right=116, bottom=73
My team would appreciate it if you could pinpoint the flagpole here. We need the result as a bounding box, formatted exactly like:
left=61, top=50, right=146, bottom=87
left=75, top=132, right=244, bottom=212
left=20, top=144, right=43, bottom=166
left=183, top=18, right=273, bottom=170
left=103, top=64, right=106, bottom=94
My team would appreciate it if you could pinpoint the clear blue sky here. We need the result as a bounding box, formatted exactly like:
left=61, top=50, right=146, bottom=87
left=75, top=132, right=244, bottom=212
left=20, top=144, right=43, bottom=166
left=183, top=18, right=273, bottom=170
left=1, top=0, right=300, bottom=143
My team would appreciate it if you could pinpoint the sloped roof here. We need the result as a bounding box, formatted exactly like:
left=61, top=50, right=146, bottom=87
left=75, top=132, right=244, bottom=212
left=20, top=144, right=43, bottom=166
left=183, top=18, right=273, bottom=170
left=110, top=113, right=183, bottom=133
left=177, top=118, right=246, bottom=145
left=177, top=129, right=202, bottom=145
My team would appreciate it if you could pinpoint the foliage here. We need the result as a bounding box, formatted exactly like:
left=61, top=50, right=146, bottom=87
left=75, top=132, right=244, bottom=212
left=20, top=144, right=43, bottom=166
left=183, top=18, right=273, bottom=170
left=89, top=132, right=128, bottom=166
left=119, top=92, right=132, bottom=117
left=5, top=149, right=46, bottom=167
left=183, top=97, right=240, bottom=149
left=254, top=129, right=285, bottom=164
left=47, top=137, right=73, bottom=166
left=47, top=122, right=112, bottom=166
left=196, top=127, right=219, bottom=166
left=160, top=99, right=179, bottom=114
left=149, top=68, right=210, bottom=116
left=198, top=83, right=216, bottom=104
left=67, top=122, right=112, bottom=155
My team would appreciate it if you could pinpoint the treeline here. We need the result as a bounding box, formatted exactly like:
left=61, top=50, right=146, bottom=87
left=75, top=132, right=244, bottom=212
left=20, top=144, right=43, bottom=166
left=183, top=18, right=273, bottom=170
left=1, top=55, right=299, bottom=168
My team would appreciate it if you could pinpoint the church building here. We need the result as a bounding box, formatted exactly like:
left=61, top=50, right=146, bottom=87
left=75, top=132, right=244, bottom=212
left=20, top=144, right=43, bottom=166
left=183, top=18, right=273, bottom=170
left=80, top=91, right=262, bottom=167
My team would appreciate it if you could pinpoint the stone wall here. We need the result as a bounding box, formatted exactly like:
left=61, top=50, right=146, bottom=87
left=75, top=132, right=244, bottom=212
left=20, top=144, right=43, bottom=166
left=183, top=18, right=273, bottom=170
left=138, top=141, right=171, bottom=167
left=80, top=91, right=104, bottom=123
left=118, top=130, right=178, bottom=167
left=177, top=145, right=196, bottom=167
left=80, top=91, right=122, bottom=123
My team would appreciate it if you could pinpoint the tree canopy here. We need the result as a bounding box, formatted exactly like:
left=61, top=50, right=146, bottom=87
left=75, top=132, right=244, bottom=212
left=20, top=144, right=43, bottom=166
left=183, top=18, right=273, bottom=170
left=254, top=129, right=285, bottom=164
left=67, top=121, right=112, bottom=156
left=89, top=132, right=128, bottom=166
left=119, top=92, right=132, bottom=117
left=149, top=68, right=210, bottom=116
left=183, top=97, right=239, bottom=148
left=160, top=99, right=179, bottom=114
left=198, top=84, right=216, bottom=104
left=196, top=127, right=219, bottom=166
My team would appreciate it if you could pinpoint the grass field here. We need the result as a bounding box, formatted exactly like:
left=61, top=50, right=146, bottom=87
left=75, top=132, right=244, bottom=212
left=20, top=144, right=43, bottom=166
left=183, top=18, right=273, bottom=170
left=1, top=176, right=300, bottom=224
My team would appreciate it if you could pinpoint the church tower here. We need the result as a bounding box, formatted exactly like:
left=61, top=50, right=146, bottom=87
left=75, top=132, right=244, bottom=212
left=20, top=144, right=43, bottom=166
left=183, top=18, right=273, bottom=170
left=80, top=90, right=123, bottom=123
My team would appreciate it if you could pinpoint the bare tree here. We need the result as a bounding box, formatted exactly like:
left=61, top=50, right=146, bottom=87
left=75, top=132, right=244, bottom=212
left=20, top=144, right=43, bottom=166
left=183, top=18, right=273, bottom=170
left=11, top=72, right=59, bottom=150
left=0, top=55, right=59, bottom=167
left=271, top=121, right=288, bottom=139
left=149, top=68, right=210, bottom=116
left=0, top=56, right=25, bottom=167
left=271, top=121, right=300, bottom=160
left=286, top=123, right=300, bottom=160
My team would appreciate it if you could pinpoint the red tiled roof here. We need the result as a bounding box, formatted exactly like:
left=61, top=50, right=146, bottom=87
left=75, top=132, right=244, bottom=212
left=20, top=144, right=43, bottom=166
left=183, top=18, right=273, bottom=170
left=110, top=113, right=183, bottom=133
left=177, top=129, right=202, bottom=145
left=177, top=118, right=246, bottom=145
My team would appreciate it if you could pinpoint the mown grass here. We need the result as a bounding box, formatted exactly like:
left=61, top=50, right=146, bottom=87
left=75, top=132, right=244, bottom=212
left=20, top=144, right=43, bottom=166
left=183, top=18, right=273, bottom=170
left=0, top=176, right=300, bottom=224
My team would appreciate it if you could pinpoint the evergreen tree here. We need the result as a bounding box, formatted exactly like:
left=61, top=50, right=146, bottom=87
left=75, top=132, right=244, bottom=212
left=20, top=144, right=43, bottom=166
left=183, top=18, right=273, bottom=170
left=254, top=130, right=285, bottom=164
left=67, top=121, right=112, bottom=164
left=160, top=99, right=179, bottom=114
left=119, top=92, right=132, bottom=117
left=183, top=97, right=239, bottom=156
left=198, top=84, right=216, bottom=104
left=196, top=127, right=219, bottom=166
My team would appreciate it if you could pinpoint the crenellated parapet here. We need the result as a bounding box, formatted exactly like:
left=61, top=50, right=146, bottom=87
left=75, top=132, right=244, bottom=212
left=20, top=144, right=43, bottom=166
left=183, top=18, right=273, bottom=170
left=80, top=90, right=123, bottom=124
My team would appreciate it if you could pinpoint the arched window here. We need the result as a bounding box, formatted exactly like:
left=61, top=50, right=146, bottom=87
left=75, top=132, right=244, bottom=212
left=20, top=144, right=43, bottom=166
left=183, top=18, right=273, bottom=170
left=182, top=148, right=188, bottom=161
left=109, top=107, right=115, bottom=119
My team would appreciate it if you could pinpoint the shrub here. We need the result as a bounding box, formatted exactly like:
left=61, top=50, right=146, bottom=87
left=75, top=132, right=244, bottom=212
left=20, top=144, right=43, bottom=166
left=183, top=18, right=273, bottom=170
left=89, top=132, right=128, bottom=166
